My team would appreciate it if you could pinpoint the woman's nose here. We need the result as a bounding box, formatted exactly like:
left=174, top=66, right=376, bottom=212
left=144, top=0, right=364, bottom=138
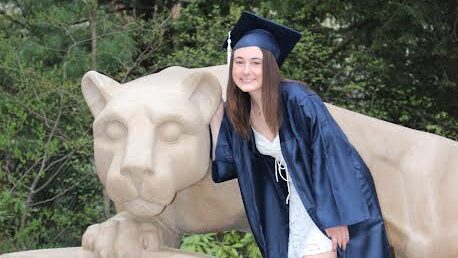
left=242, top=63, right=251, bottom=74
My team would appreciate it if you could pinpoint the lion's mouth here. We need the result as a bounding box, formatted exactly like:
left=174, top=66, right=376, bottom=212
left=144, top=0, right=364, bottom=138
left=124, top=198, right=165, bottom=218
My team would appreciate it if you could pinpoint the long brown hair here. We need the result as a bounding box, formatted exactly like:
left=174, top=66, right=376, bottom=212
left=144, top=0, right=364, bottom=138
left=226, top=49, right=282, bottom=139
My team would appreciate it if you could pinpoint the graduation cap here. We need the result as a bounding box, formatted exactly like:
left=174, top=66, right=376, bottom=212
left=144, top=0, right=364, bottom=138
left=224, top=11, right=301, bottom=67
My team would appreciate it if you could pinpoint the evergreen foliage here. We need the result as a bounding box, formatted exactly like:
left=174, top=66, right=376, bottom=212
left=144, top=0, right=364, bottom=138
left=0, top=0, right=456, bottom=257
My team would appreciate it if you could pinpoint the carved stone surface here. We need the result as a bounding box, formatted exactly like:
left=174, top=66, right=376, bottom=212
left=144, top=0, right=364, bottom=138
left=2, top=65, right=457, bottom=258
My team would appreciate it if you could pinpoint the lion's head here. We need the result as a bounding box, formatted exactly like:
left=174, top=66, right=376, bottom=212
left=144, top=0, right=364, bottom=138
left=81, top=67, right=221, bottom=219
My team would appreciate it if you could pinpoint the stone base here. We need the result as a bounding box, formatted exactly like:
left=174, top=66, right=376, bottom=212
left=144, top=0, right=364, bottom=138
left=0, top=247, right=94, bottom=258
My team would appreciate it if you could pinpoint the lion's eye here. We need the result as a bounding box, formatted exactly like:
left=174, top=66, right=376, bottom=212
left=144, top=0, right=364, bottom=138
left=158, top=122, right=182, bottom=143
left=105, top=121, right=127, bottom=140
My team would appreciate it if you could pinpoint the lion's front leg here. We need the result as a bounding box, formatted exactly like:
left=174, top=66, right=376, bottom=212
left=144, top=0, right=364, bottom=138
left=82, top=211, right=212, bottom=258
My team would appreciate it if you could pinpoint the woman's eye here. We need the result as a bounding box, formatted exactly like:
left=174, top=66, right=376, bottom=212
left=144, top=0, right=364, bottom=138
left=234, top=60, right=244, bottom=65
left=105, top=121, right=127, bottom=140
left=158, top=122, right=182, bottom=143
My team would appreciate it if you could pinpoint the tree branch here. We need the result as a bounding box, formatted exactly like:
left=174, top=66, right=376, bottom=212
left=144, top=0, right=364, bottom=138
left=121, top=44, right=153, bottom=83
left=30, top=173, right=92, bottom=206
left=18, top=72, right=65, bottom=248
left=33, top=150, right=76, bottom=194
left=10, top=158, right=42, bottom=193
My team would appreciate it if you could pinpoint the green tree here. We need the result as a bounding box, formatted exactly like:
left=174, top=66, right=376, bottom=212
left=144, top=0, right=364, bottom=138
left=1, top=0, right=456, bottom=257
left=0, top=0, right=169, bottom=252
left=260, top=0, right=458, bottom=139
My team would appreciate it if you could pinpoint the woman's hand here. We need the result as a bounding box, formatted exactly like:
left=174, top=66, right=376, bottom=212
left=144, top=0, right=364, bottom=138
left=210, top=102, right=224, bottom=160
left=325, top=225, right=349, bottom=251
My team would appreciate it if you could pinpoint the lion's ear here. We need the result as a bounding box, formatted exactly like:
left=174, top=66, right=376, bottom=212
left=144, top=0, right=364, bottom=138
left=81, top=71, right=120, bottom=117
left=184, top=71, right=222, bottom=123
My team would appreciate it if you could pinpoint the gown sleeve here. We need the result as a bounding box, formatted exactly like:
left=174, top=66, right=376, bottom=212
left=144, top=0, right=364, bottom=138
left=299, top=92, right=371, bottom=228
left=211, top=109, right=237, bottom=183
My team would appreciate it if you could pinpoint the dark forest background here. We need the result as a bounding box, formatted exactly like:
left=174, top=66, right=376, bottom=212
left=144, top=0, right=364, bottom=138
left=0, top=0, right=456, bottom=256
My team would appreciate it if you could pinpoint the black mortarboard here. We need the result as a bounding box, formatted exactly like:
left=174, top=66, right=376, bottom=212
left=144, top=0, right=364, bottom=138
left=223, top=11, right=301, bottom=67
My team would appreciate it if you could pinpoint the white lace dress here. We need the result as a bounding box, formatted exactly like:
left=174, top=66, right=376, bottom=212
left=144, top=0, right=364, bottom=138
left=252, top=128, right=332, bottom=258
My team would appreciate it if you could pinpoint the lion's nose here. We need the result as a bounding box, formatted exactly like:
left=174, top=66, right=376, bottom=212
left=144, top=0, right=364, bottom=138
left=122, top=165, right=153, bottom=190
left=120, top=129, right=155, bottom=190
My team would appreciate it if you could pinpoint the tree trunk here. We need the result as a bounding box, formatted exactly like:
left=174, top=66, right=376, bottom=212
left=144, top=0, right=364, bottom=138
left=89, top=0, right=98, bottom=70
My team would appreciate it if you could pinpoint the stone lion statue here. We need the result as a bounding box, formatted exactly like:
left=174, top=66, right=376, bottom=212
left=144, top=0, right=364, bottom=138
left=2, top=65, right=457, bottom=258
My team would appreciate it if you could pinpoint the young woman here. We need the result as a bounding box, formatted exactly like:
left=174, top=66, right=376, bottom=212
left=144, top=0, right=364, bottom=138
left=210, top=11, right=391, bottom=258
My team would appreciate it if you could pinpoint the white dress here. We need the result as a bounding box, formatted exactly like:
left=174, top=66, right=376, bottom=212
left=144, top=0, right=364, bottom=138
left=252, top=128, right=332, bottom=258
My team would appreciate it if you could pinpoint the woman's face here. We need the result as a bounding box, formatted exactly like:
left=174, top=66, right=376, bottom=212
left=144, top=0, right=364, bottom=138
left=232, top=46, right=263, bottom=94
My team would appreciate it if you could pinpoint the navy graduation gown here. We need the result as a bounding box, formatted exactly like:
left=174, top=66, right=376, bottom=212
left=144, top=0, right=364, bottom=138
left=212, top=81, right=391, bottom=258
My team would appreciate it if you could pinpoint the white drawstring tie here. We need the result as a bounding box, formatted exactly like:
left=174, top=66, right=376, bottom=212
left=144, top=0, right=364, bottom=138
left=250, top=128, right=291, bottom=205
left=275, top=158, right=291, bottom=204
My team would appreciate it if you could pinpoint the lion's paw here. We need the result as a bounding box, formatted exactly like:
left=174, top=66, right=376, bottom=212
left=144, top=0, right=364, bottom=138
left=82, top=212, right=161, bottom=258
